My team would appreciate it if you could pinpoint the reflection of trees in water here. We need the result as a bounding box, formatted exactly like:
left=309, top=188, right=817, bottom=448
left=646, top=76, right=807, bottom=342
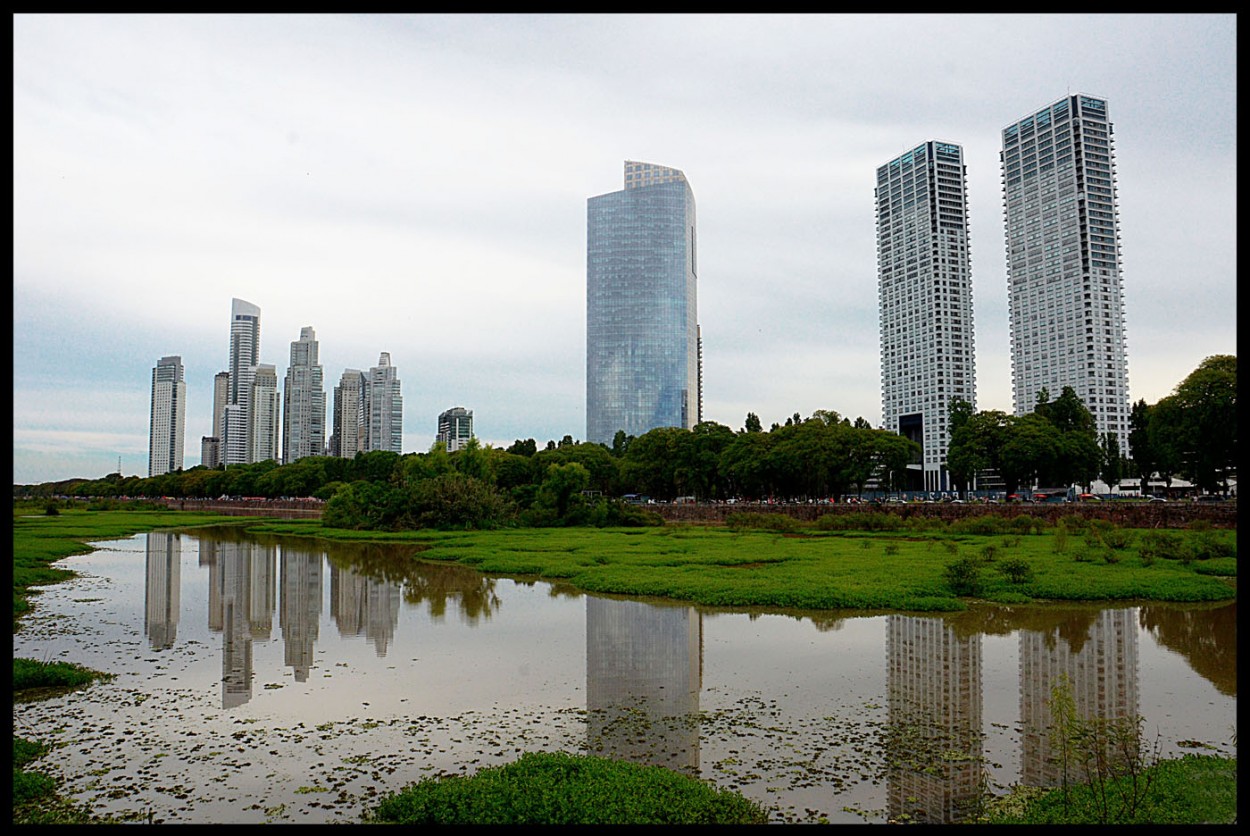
left=943, top=603, right=1105, bottom=651
left=1138, top=602, right=1237, bottom=697
left=195, top=528, right=501, bottom=622
left=327, top=546, right=501, bottom=621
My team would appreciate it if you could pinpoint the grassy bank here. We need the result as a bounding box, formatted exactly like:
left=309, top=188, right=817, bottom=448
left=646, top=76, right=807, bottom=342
left=246, top=514, right=1235, bottom=612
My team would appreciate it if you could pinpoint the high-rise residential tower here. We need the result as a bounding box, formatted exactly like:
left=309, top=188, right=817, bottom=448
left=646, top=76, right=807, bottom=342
left=249, top=363, right=281, bottom=463
left=437, top=407, right=474, bottom=452
left=222, top=298, right=261, bottom=465
left=362, top=353, right=402, bottom=454
left=201, top=370, right=230, bottom=467
left=1001, top=94, right=1129, bottom=454
left=330, top=369, right=365, bottom=458
left=282, top=326, right=326, bottom=464
left=876, top=141, right=976, bottom=492
left=148, top=355, right=186, bottom=477
left=586, top=160, right=700, bottom=445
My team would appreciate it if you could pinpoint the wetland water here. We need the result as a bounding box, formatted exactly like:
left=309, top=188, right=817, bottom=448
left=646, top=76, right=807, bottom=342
left=13, top=527, right=1236, bottom=824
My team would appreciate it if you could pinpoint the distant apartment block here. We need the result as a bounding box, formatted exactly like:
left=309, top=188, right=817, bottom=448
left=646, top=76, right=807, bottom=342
left=437, top=406, right=474, bottom=452
left=361, top=352, right=402, bottom=454
left=876, top=141, right=976, bottom=492
left=586, top=160, right=701, bottom=445
left=148, top=354, right=186, bottom=477
left=1001, top=94, right=1129, bottom=453
left=200, top=436, right=221, bottom=469
left=330, top=369, right=365, bottom=458
left=249, top=363, right=281, bottom=463
left=282, top=326, right=326, bottom=463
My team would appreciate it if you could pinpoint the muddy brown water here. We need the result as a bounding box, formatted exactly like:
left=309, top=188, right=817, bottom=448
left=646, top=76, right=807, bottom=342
left=12, top=527, right=1236, bottom=824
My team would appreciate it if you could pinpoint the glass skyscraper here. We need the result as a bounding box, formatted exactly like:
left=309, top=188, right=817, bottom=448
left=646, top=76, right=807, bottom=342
left=1001, top=94, right=1129, bottom=454
left=586, top=160, right=700, bottom=445
left=876, top=141, right=976, bottom=492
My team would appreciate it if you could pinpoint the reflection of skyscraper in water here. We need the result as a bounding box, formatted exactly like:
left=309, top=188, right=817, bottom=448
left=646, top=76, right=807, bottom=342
left=208, top=540, right=277, bottom=709
left=329, top=564, right=401, bottom=657
left=885, top=615, right=984, bottom=824
left=144, top=532, right=181, bottom=650
left=1019, top=608, right=1139, bottom=787
left=585, top=597, right=702, bottom=772
left=279, top=546, right=323, bottom=682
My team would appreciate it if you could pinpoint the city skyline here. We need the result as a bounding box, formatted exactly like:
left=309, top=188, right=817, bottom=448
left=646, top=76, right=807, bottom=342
left=13, top=14, right=1236, bottom=484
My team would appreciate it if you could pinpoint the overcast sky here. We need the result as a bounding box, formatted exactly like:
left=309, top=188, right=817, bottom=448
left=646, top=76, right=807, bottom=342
left=13, top=13, right=1237, bottom=485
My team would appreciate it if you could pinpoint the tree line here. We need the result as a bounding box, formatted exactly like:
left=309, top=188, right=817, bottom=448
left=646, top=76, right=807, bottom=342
left=15, top=356, right=1234, bottom=529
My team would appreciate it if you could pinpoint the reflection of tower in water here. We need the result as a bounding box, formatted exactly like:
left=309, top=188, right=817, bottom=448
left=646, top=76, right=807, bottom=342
left=885, top=615, right=984, bottom=824
left=205, top=540, right=276, bottom=708
left=1020, top=608, right=1139, bottom=787
left=280, top=547, right=323, bottom=682
left=585, top=597, right=702, bottom=772
left=329, top=563, right=401, bottom=657
left=144, top=532, right=181, bottom=650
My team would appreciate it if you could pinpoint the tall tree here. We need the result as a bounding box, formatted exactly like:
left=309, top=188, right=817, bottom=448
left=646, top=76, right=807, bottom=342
left=1161, top=354, right=1237, bottom=492
left=1098, top=432, right=1123, bottom=492
left=1127, top=399, right=1155, bottom=487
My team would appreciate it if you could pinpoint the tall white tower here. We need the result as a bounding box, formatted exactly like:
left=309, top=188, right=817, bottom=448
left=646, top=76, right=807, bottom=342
left=148, top=355, right=186, bottom=477
left=223, top=298, right=261, bottom=465
left=362, top=352, right=402, bottom=454
left=1001, top=94, right=1129, bottom=453
left=249, top=363, right=281, bottom=464
left=876, top=141, right=976, bottom=492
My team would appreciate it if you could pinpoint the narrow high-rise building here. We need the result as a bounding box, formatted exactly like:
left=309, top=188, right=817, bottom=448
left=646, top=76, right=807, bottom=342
left=282, top=326, right=326, bottom=464
left=201, top=370, right=230, bottom=467
left=148, top=354, right=186, bottom=477
left=876, top=141, right=977, bottom=492
left=212, top=370, right=229, bottom=440
left=362, top=353, right=402, bottom=454
left=249, top=363, right=281, bottom=464
left=1001, top=94, right=1129, bottom=453
left=222, top=298, right=261, bottom=465
left=437, top=407, right=474, bottom=452
left=586, top=160, right=700, bottom=445
left=330, top=369, right=365, bottom=458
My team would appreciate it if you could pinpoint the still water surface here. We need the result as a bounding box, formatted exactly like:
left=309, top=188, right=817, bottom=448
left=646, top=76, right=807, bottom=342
left=13, top=527, right=1236, bottom=824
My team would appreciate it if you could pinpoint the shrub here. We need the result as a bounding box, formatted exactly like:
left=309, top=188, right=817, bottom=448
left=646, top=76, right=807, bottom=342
left=726, top=511, right=801, bottom=533
left=883, top=543, right=899, bottom=556
left=43, top=503, right=59, bottom=516
left=1138, top=530, right=1185, bottom=562
left=1058, top=513, right=1088, bottom=534
left=980, top=544, right=999, bottom=562
left=997, top=558, right=1034, bottom=585
left=944, top=557, right=984, bottom=596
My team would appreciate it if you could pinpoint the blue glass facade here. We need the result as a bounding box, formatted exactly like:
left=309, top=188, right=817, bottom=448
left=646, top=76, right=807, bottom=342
left=586, top=162, right=698, bottom=445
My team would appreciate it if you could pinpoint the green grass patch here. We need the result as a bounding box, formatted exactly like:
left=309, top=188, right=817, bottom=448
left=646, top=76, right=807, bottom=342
left=366, top=751, right=769, bottom=824
left=981, top=754, right=1237, bottom=824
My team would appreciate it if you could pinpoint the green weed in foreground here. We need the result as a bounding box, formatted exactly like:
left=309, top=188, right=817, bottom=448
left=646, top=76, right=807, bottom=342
left=366, top=751, right=769, bottom=825
left=13, top=658, right=112, bottom=691
left=981, top=754, right=1237, bottom=824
